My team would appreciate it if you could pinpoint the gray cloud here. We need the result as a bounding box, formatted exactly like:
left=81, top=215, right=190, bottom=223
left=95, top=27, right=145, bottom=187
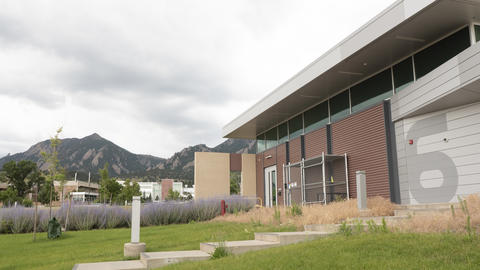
left=0, top=0, right=393, bottom=157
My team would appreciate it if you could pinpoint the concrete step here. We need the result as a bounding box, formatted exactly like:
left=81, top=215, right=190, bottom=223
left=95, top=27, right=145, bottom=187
left=394, top=207, right=453, bottom=216
left=140, top=250, right=210, bottom=269
left=394, top=202, right=459, bottom=211
left=73, top=260, right=146, bottom=270
left=254, top=231, right=332, bottom=245
left=304, top=224, right=341, bottom=233
left=346, top=215, right=409, bottom=224
left=200, top=240, right=280, bottom=255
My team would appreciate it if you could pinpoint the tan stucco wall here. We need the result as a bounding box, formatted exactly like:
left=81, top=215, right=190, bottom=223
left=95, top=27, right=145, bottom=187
left=241, top=154, right=256, bottom=197
left=194, top=152, right=230, bottom=199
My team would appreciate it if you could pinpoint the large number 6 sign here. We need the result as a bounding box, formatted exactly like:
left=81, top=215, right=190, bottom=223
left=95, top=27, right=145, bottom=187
left=406, top=114, right=458, bottom=203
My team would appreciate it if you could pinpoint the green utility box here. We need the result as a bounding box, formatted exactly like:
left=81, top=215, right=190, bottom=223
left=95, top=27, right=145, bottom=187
left=47, top=217, right=62, bottom=239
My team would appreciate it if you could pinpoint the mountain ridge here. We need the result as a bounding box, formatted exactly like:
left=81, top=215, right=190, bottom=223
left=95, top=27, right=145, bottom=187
left=0, top=133, right=255, bottom=183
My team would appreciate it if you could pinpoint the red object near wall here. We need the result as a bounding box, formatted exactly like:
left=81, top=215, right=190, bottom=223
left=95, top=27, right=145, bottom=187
left=221, top=200, right=228, bottom=216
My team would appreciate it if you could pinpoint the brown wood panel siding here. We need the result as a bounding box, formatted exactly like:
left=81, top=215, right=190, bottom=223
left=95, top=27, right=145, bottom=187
left=304, top=127, right=327, bottom=159
left=256, top=153, right=264, bottom=205
left=263, top=148, right=277, bottom=168
left=230, top=153, right=242, bottom=172
left=331, top=104, right=390, bottom=199
left=289, top=137, right=302, bottom=163
left=276, top=143, right=287, bottom=206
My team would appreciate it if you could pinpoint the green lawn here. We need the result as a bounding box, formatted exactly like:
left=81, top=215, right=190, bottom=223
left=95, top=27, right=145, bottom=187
left=163, top=233, right=480, bottom=270
left=0, top=222, right=295, bottom=270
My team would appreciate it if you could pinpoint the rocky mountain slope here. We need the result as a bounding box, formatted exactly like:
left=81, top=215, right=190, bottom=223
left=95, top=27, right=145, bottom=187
left=0, top=133, right=255, bottom=182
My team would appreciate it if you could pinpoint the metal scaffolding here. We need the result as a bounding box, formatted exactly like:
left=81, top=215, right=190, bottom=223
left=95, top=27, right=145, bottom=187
left=284, top=152, right=349, bottom=206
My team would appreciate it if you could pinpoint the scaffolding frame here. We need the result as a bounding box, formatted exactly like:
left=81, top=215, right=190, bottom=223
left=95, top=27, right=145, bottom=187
left=283, top=152, right=349, bottom=206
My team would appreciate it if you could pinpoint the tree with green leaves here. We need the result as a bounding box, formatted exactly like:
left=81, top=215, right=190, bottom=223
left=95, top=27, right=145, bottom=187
left=38, top=182, right=58, bottom=205
left=166, top=189, right=180, bottom=201
left=0, top=187, right=19, bottom=206
left=99, top=163, right=123, bottom=204
left=119, top=179, right=141, bottom=203
left=41, top=127, right=65, bottom=219
left=1, top=160, right=38, bottom=198
left=230, top=171, right=241, bottom=195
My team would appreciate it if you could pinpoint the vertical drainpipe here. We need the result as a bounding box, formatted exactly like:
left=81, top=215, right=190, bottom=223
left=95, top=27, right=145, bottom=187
left=285, top=142, right=290, bottom=206
left=326, top=124, right=334, bottom=202
left=383, top=100, right=401, bottom=204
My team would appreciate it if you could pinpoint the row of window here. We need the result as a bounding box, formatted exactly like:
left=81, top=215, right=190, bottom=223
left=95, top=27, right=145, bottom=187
left=257, top=26, right=473, bottom=153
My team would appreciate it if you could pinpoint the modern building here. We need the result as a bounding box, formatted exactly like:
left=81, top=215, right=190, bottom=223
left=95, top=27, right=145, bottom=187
left=138, top=182, right=162, bottom=201
left=223, top=0, right=480, bottom=206
left=116, top=180, right=162, bottom=201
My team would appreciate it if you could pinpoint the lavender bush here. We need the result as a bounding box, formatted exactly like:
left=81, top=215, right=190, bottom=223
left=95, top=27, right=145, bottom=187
left=0, top=196, right=255, bottom=234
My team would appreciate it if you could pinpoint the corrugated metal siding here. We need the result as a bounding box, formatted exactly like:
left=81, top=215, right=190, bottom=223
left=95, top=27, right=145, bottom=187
left=396, top=101, right=480, bottom=204
left=276, top=143, right=287, bottom=206
left=263, top=148, right=277, bottom=168
left=304, top=127, right=327, bottom=159
left=256, top=153, right=264, bottom=205
left=289, top=137, right=302, bottom=163
left=331, top=104, right=390, bottom=199
left=230, top=153, right=242, bottom=172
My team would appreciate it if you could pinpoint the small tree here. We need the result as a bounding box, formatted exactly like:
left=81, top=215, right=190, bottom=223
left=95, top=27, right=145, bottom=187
left=0, top=187, right=19, bottom=206
left=99, top=163, right=109, bottom=204
left=166, top=189, right=180, bottom=201
left=105, top=178, right=122, bottom=205
left=27, top=169, right=45, bottom=241
left=119, top=179, right=141, bottom=203
left=41, top=127, right=65, bottom=219
left=230, top=171, right=241, bottom=195
left=38, top=183, right=58, bottom=205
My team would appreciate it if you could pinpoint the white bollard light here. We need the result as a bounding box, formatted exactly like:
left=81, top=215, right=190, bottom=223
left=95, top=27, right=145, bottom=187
left=124, top=196, right=145, bottom=258
left=356, top=171, right=367, bottom=210
left=131, top=196, right=140, bottom=243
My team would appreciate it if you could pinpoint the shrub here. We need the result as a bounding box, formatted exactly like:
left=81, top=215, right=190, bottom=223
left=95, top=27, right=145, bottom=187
left=0, top=195, right=255, bottom=234
left=21, top=199, right=33, bottom=208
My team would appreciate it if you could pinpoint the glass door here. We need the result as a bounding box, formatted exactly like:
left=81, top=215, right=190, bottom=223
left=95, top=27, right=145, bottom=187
left=264, top=166, right=277, bottom=207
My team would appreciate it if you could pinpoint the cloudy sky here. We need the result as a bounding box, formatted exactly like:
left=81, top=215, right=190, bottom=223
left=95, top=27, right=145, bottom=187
left=0, top=0, right=393, bottom=158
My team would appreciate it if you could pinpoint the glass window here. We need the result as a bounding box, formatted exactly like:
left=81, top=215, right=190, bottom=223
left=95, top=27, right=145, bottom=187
left=265, top=127, right=277, bottom=150
left=393, top=57, right=414, bottom=92
left=278, top=122, right=288, bottom=144
left=329, top=90, right=350, bottom=122
left=304, top=101, right=329, bottom=133
left=414, top=27, right=470, bottom=79
left=256, top=133, right=265, bottom=153
left=288, top=114, right=303, bottom=139
left=351, top=69, right=392, bottom=113
left=475, top=25, right=480, bottom=42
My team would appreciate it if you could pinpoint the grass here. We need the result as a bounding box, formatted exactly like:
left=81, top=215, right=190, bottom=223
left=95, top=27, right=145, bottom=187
left=161, top=233, right=480, bottom=270
left=214, top=196, right=394, bottom=228
left=0, top=222, right=295, bottom=270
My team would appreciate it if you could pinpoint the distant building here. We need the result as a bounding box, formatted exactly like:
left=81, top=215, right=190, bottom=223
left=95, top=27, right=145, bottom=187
left=138, top=182, right=161, bottom=201
left=161, top=179, right=184, bottom=200
left=183, top=185, right=195, bottom=199
left=54, top=180, right=100, bottom=202
left=0, top=182, right=7, bottom=191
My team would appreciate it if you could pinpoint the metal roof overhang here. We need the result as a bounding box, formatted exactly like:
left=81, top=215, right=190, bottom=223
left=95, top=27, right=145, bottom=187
left=223, top=0, right=480, bottom=139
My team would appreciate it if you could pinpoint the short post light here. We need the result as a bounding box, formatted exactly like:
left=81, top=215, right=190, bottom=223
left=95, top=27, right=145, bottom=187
left=124, top=196, right=146, bottom=258
left=356, top=171, right=367, bottom=210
